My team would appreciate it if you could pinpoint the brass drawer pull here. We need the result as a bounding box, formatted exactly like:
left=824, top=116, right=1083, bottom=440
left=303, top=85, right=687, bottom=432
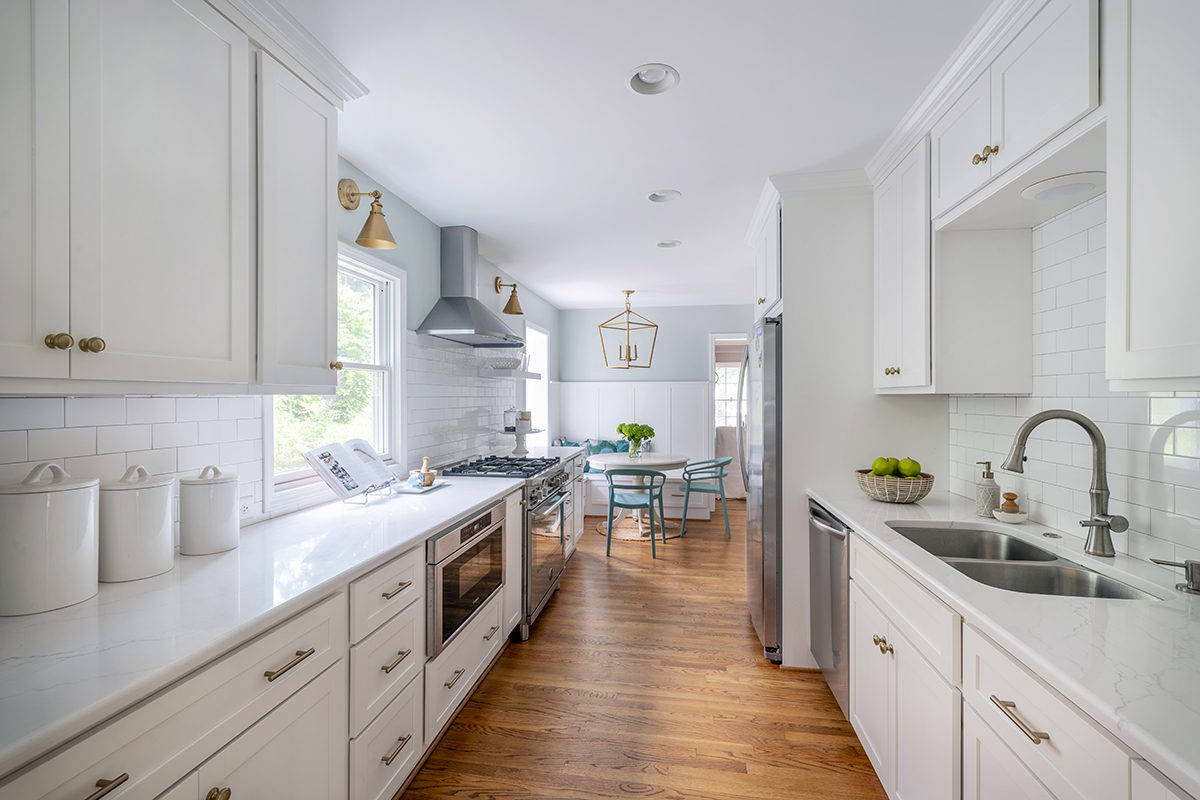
left=990, top=695, right=1050, bottom=744
left=483, top=625, right=500, bottom=641
left=264, top=648, right=316, bottom=682
left=381, top=649, right=412, bottom=674
left=444, top=668, right=466, bottom=689
left=382, top=580, right=412, bottom=600
left=381, top=734, right=413, bottom=766
left=205, top=789, right=232, bottom=800
left=86, top=774, right=129, bottom=800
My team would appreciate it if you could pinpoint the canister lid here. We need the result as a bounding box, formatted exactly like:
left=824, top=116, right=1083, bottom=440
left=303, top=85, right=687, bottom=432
left=0, top=462, right=99, bottom=495
left=179, top=465, right=239, bottom=486
left=100, top=464, right=176, bottom=492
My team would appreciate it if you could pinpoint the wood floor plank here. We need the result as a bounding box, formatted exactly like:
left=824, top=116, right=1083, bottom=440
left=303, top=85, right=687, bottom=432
left=402, top=500, right=885, bottom=799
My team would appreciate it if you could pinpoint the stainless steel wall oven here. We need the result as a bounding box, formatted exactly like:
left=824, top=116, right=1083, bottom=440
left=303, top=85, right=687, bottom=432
left=426, top=502, right=505, bottom=657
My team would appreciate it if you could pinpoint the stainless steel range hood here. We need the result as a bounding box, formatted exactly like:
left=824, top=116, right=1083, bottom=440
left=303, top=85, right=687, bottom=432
left=416, top=226, right=524, bottom=348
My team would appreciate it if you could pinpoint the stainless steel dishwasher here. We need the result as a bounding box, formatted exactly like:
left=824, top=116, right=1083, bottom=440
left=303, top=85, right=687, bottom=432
left=809, top=499, right=849, bottom=718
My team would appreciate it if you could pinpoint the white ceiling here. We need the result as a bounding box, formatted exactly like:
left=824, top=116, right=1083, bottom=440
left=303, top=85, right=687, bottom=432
left=279, top=0, right=994, bottom=309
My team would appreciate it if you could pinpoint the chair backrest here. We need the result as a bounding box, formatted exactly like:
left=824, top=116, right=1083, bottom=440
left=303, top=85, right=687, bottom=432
left=683, top=456, right=733, bottom=480
left=604, top=468, right=666, bottom=490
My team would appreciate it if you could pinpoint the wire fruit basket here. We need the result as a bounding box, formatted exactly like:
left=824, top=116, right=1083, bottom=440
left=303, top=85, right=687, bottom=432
left=855, top=469, right=935, bottom=504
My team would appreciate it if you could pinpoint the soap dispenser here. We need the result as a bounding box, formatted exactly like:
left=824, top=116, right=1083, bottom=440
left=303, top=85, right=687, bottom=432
left=975, top=461, right=1001, bottom=517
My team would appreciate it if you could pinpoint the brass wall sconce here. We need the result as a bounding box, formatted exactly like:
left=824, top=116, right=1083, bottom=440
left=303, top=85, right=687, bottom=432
left=337, top=178, right=397, bottom=250
left=494, top=278, right=524, bottom=315
left=598, top=290, right=657, bottom=369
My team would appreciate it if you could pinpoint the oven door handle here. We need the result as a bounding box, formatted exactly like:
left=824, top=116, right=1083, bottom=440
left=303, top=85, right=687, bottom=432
left=532, top=493, right=569, bottom=521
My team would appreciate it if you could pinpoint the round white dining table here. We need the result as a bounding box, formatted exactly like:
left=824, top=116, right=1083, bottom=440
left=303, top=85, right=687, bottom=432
left=585, top=452, right=691, bottom=541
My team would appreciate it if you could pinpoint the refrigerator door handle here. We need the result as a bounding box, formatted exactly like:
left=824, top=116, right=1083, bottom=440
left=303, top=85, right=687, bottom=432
left=736, top=344, right=750, bottom=491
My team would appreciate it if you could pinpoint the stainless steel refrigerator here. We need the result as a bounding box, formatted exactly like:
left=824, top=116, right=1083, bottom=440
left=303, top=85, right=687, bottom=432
left=738, top=315, right=782, bottom=663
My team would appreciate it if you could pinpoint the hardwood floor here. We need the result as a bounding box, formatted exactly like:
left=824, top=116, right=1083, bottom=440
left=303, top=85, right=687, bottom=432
left=404, top=500, right=885, bottom=799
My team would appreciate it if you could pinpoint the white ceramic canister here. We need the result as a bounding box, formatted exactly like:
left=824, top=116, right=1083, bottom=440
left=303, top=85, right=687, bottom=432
left=0, top=463, right=99, bottom=616
left=179, top=466, right=240, bottom=556
left=98, top=465, right=176, bottom=582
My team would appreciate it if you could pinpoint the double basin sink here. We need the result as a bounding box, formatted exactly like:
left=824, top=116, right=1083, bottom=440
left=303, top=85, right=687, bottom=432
left=887, top=525, right=1162, bottom=601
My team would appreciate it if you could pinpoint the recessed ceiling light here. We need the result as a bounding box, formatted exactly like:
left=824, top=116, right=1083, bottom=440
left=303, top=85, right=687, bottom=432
left=629, top=63, right=679, bottom=95
left=647, top=190, right=682, bottom=203
left=657, top=240, right=681, bottom=248
left=1021, top=171, right=1106, bottom=201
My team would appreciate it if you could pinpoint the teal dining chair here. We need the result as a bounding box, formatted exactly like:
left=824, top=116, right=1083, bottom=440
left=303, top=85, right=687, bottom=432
left=604, top=468, right=667, bottom=558
left=680, top=456, right=734, bottom=538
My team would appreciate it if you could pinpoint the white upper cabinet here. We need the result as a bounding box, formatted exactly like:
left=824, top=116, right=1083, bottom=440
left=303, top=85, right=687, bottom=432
left=747, top=182, right=782, bottom=320
left=930, top=0, right=1098, bottom=218
left=257, top=52, right=338, bottom=390
left=0, top=1, right=70, bottom=380
left=68, top=0, right=250, bottom=384
left=1106, top=0, right=1200, bottom=387
left=875, top=139, right=931, bottom=391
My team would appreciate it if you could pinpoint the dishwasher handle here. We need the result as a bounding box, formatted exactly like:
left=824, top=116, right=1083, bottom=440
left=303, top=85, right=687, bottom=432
left=811, top=515, right=847, bottom=540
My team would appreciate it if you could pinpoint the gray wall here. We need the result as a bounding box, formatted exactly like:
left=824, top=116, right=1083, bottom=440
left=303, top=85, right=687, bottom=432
left=336, top=157, right=559, bottom=375
left=558, top=304, right=753, bottom=382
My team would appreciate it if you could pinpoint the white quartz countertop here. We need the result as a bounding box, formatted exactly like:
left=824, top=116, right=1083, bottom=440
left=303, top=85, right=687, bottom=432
left=0, top=475, right=525, bottom=779
left=809, top=488, right=1200, bottom=798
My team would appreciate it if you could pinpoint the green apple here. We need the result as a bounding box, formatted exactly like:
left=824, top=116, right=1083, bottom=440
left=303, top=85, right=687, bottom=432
left=898, top=457, right=922, bottom=477
left=870, top=457, right=894, bottom=476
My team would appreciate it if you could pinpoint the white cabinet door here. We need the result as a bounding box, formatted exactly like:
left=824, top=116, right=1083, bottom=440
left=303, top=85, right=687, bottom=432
left=988, top=0, right=1098, bottom=176
left=197, top=662, right=347, bottom=800
left=68, top=0, right=250, bottom=384
left=874, top=139, right=930, bottom=391
left=963, top=705, right=1057, bottom=800
left=1107, top=0, right=1200, bottom=384
left=0, top=0, right=70, bottom=379
left=503, top=490, right=523, bottom=632
left=930, top=73, right=992, bottom=217
left=850, top=582, right=892, bottom=790
left=751, top=203, right=781, bottom=318
left=257, top=52, right=338, bottom=389
left=892, top=624, right=960, bottom=800
left=157, top=773, right=199, bottom=800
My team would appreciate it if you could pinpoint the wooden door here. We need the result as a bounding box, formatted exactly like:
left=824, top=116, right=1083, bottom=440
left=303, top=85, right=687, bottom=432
left=0, top=0, right=70, bottom=379
left=197, top=662, right=347, bottom=800
left=68, top=0, right=250, bottom=383
left=849, top=582, right=892, bottom=792
left=257, top=52, right=338, bottom=389
left=930, top=73, right=991, bottom=217
left=989, top=0, right=1098, bottom=175
left=963, top=705, right=1057, bottom=800
left=892, top=624, right=961, bottom=800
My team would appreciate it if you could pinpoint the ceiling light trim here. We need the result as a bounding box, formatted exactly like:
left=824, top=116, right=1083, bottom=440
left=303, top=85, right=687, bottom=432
left=628, top=63, right=680, bottom=95
left=647, top=190, right=682, bottom=203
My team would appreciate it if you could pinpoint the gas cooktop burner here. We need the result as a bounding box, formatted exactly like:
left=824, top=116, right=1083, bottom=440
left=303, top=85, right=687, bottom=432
left=442, top=455, right=561, bottom=479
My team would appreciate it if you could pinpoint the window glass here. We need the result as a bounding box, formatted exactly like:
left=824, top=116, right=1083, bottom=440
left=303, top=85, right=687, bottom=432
left=715, top=366, right=740, bottom=427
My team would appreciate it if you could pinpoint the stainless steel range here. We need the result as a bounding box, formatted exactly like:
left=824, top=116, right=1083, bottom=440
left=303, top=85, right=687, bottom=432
left=442, top=455, right=572, bottom=640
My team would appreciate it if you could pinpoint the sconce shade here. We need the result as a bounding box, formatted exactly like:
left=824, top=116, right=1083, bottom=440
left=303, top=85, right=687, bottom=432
left=598, top=290, right=657, bottom=369
left=356, top=199, right=397, bottom=250
left=495, top=277, right=524, bottom=315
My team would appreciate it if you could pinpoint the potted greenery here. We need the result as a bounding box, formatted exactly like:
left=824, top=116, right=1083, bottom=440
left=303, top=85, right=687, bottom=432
left=616, top=422, right=655, bottom=458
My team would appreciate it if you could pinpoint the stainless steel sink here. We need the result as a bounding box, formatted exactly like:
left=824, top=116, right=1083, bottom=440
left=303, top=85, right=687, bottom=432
left=951, top=561, right=1161, bottom=601
left=892, top=527, right=1057, bottom=561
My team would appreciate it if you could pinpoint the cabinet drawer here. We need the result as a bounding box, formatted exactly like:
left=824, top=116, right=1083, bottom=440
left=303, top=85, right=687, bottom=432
left=0, top=592, right=347, bottom=800
left=351, top=674, right=424, bottom=800
left=849, top=535, right=961, bottom=682
left=424, top=593, right=504, bottom=738
left=350, top=599, right=424, bottom=737
left=1131, top=761, right=1192, bottom=800
left=964, top=703, right=1061, bottom=800
left=350, top=546, right=424, bottom=643
left=963, top=625, right=1133, bottom=800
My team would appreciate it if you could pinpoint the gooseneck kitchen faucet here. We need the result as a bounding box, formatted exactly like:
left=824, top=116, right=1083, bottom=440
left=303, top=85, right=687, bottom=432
left=1001, top=409, right=1128, bottom=558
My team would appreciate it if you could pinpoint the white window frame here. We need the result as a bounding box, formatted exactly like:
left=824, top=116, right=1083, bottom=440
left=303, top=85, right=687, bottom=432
left=523, top=322, right=550, bottom=448
left=265, top=243, right=407, bottom=513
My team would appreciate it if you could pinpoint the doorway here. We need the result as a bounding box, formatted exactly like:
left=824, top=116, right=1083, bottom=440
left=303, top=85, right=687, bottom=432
left=711, top=334, right=747, bottom=499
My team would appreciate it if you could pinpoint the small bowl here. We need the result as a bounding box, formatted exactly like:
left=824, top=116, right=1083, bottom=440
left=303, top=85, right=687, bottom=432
left=992, top=509, right=1028, bottom=524
left=409, top=469, right=437, bottom=487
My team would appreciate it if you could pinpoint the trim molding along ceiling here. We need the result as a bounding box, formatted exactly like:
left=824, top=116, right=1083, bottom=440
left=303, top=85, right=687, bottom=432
left=864, top=0, right=1043, bottom=187
left=227, top=0, right=369, bottom=103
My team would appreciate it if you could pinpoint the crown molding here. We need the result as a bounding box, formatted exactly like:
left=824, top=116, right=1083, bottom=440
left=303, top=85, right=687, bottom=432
left=864, top=0, right=1041, bottom=187
left=771, top=168, right=872, bottom=196
left=227, top=0, right=369, bottom=103
left=744, top=179, right=781, bottom=246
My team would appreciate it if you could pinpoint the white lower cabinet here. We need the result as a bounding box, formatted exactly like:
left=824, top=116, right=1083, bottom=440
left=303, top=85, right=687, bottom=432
left=156, top=773, right=199, bottom=800
left=1132, top=761, right=1193, bottom=800
left=197, top=661, right=347, bottom=800
left=849, top=581, right=960, bottom=800
left=425, top=593, right=505, bottom=738
left=963, top=704, right=1057, bottom=800
left=350, top=676, right=423, bottom=800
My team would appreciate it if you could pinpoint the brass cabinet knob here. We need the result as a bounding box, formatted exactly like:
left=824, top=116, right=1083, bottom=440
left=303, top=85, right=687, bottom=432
left=972, top=144, right=999, bottom=165
left=330, top=361, right=344, bottom=370
left=757, top=298, right=766, bottom=304
left=44, top=333, right=74, bottom=350
left=884, top=367, right=901, bottom=376
left=880, top=640, right=894, bottom=655
left=872, top=634, right=882, bottom=646
left=78, top=337, right=106, bottom=353
left=205, top=789, right=232, bottom=800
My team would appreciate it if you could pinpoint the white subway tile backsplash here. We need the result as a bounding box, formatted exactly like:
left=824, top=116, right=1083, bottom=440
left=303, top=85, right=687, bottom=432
left=176, top=397, right=220, bottom=422
left=29, top=427, right=96, bottom=460
left=177, top=443, right=221, bottom=473
left=198, top=420, right=238, bottom=444
left=0, top=398, right=64, bottom=430
left=65, top=398, right=125, bottom=428
left=153, top=421, right=199, bottom=449
left=126, top=397, right=176, bottom=424
left=0, top=431, right=28, bottom=465
left=97, top=424, right=152, bottom=455
left=65, top=453, right=127, bottom=481
left=1055, top=231, right=1089, bottom=262
left=218, top=397, right=255, bottom=420
left=126, top=448, right=177, bottom=476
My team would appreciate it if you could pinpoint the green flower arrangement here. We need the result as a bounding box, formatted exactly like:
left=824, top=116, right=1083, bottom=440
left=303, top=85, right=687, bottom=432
left=616, top=422, right=655, bottom=457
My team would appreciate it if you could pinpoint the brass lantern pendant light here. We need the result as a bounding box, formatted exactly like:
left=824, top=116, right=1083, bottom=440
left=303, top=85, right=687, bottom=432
left=337, top=178, right=398, bottom=250
left=599, top=290, right=658, bottom=369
